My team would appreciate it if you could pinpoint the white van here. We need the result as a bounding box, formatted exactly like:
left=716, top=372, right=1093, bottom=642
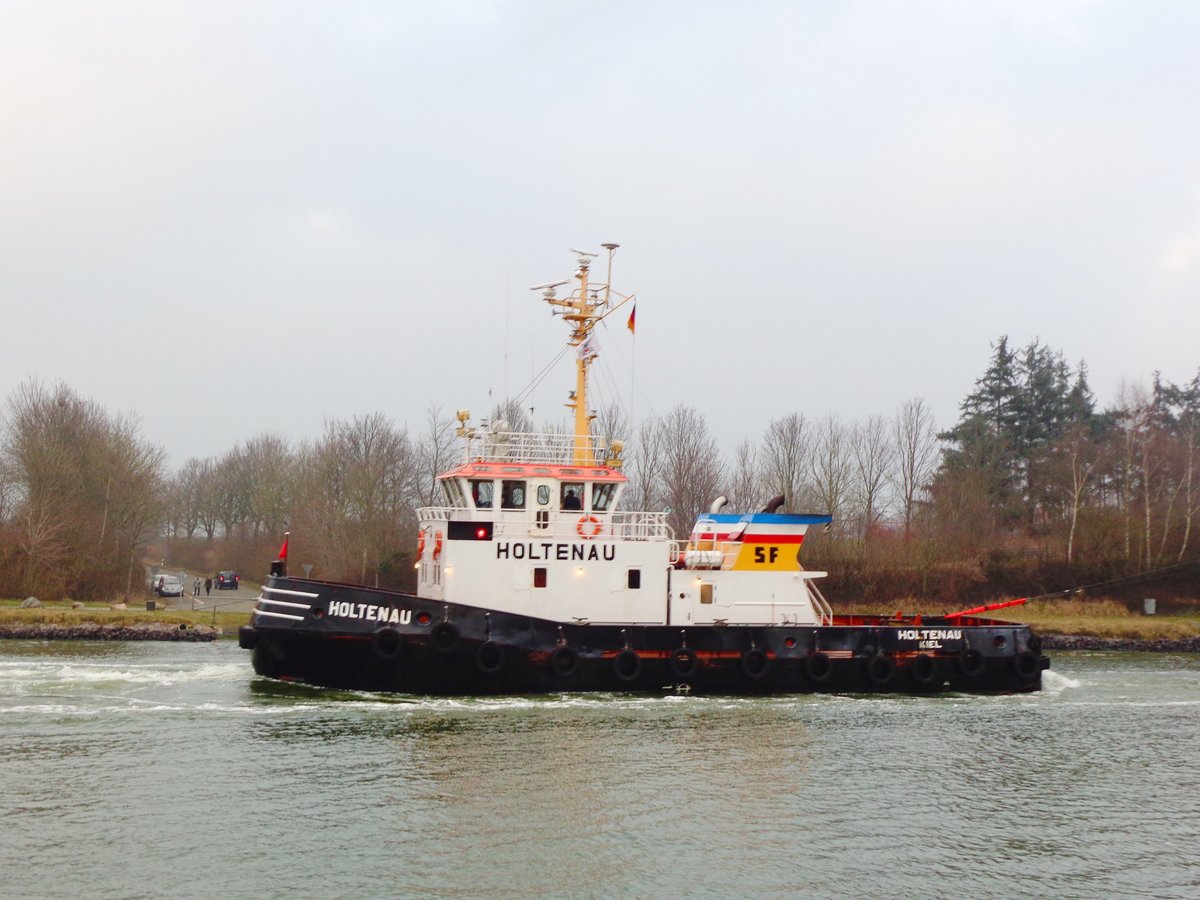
left=153, top=574, right=184, bottom=597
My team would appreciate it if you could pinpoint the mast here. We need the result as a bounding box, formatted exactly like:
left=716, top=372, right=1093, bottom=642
left=535, top=244, right=620, bottom=466
left=569, top=251, right=596, bottom=464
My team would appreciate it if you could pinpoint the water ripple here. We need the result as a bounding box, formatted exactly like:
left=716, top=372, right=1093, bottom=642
left=0, top=643, right=1197, bottom=898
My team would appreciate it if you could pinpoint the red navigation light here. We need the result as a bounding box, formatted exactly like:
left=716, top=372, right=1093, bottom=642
left=475, top=527, right=488, bottom=540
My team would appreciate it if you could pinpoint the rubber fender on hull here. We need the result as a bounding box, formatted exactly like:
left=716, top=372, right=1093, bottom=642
left=475, top=640, right=504, bottom=675
left=237, top=625, right=258, bottom=650
left=740, top=648, right=769, bottom=680
left=549, top=646, right=580, bottom=678
left=909, top=653, right=938, bottom=687
left=372, top=627, right=403, bottom=661
left=669, top=647, right=700, bottom=679
left=1012, top=649, right=1040, bottom=680
left=865, top=654, right=896, bottom=686
left=959, top=648, right=985, bottom=678
left=805, top=652, right=833, bottom=683
left=612, top=649, right=642, bottom=683
left=430, top=621, right=461, bottom=653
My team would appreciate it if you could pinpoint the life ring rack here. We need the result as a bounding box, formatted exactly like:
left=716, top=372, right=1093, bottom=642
left=576, top=515, right=603, bottom=539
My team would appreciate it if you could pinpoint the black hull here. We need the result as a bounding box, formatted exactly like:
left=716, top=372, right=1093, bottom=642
left=241, top=576, right=1050, bottom=696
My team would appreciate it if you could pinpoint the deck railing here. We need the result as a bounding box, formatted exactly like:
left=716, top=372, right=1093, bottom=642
left=462, top=431, right=610, bottom=466
left=416, top=507, right=674, bottom=543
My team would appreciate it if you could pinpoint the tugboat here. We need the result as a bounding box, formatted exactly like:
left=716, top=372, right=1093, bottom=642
left=239, top=245, right=1050, bottom=695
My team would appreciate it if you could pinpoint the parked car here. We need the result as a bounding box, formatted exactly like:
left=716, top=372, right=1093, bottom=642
left=154, top=575, right=185, bottom=598
left=216, top=571, right=239, bottom=590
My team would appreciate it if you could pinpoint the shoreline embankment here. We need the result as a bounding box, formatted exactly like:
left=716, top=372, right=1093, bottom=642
left=0, top=623, right=219, bottom=641
left=1040, top=633, right=1200, bottom=653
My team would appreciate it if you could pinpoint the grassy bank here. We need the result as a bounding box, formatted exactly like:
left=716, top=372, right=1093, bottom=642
left=4, top=597, right=1198, bottom=642
left=0, top=600, right=251, bottom=635
left=1016, top=598, right=1198, bottom=640
left=837, top=596, right=1200, bottom=640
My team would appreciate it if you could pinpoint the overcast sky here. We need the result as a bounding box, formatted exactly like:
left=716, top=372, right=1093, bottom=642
left=3, top=1, right=1198, bottom=470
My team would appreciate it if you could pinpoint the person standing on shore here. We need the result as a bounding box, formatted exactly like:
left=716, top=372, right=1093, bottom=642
left=204, top=576, right=212, bottom=597
left=193, top=578, right=201, bottom=598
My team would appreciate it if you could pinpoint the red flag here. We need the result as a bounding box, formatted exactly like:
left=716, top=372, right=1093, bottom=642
left=278, top=533, right=289, bottom=561
left=626, top=304, right=636, bottom=334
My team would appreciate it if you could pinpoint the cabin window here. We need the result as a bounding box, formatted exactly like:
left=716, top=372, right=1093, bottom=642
left=535, top=510, right=549, bottom=530
left=627, top=569, right=641, bottom=589
left=500, top=480, right=526, bottom=509
left=592, top=483, right=617, bottom=512
left=561, top=482, right=584, bottom=510
left=470, top=479, right=493, bottom=509
left=533, top=567, right=547, bottom=588
left=536, top=485, right=550, bottom=505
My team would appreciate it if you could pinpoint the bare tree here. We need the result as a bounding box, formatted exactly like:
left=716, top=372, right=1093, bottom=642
left=292, top=413, right=419, bottom=588
left=851, top=414, right=895, bottom=538
left=592, top=398, right=630, bottom=462
left=194, top=458, right=220, bottom=540
left=650, top=405, right=724, bottom=538
left=211, top=448, right=251, bottom=540
left=625, top=417, right=667, bottom=512
left=1039, top=422, right=1104, bottom=564
left=173, top=458, right=208, bottom=539
left=726, top=437, right=762, bottom=512
left=761, top=413, right=810, bottom=511
left=242, top=433, right=294, bottom=538
left=890, top=398, right=939, bottom=537
left=416, top=404, right=458, bottom=507
left=1112, top=381, right=1177, bottom=568
left=487, top=397, right=533, bottom=433
left=807, top=415, right=854, bottom=531
left=1, top=381, right=165, bottom=600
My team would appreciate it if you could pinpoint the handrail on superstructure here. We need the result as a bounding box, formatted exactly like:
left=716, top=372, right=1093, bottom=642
left=808, top=577, right=834, bottom=626
left=463, top=431, right=610, bottom=466
left=415, top=507, right=674, bottom=543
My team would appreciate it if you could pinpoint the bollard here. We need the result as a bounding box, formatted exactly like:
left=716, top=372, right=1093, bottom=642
left=1144, top=598, right=1156, bottom=616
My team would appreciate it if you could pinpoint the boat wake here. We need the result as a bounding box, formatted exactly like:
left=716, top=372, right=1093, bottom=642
left=1041, top=669, right=1081, bottom=693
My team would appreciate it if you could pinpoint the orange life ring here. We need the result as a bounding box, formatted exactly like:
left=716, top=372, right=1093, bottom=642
left=416, top=530, right=426, bottom=557
left=433, top=530, right=444, bottom=559
left=576, top=515, right=602, bottom=539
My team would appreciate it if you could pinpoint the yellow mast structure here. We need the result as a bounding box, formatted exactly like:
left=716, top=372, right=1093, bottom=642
left=536, top=244, right=630, bottom=466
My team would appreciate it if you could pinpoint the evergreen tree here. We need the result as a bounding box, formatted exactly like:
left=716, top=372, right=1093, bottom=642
left=939, top=336, right=1022, bottom=518
left=939, top=336, right=1100, bottom=529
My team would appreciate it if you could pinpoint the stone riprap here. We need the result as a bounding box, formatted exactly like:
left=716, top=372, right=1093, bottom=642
left=0, top=622, right=219, bottom=641
left=1042, top=633, right=1200, bottom=652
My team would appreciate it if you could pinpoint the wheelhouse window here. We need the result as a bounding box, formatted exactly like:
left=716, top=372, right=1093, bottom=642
left=500, top=480, right=526, bottom=509
left=470, top=479, right=494, bottom=509
left=561, top=482, right=584, bottom=510
left=536, top=485, right=550, bottom=506
left=592, top=483, right=617, bottom=512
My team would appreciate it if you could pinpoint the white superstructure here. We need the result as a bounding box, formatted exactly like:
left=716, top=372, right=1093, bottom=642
left=414, top=246, right=833, bottom=627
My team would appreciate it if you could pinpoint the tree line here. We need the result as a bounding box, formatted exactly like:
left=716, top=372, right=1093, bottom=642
left=2, top=338, right=1197, bottom=604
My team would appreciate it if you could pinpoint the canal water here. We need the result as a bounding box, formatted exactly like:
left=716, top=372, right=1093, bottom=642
left=1, top=641, right=1196, bottom=899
